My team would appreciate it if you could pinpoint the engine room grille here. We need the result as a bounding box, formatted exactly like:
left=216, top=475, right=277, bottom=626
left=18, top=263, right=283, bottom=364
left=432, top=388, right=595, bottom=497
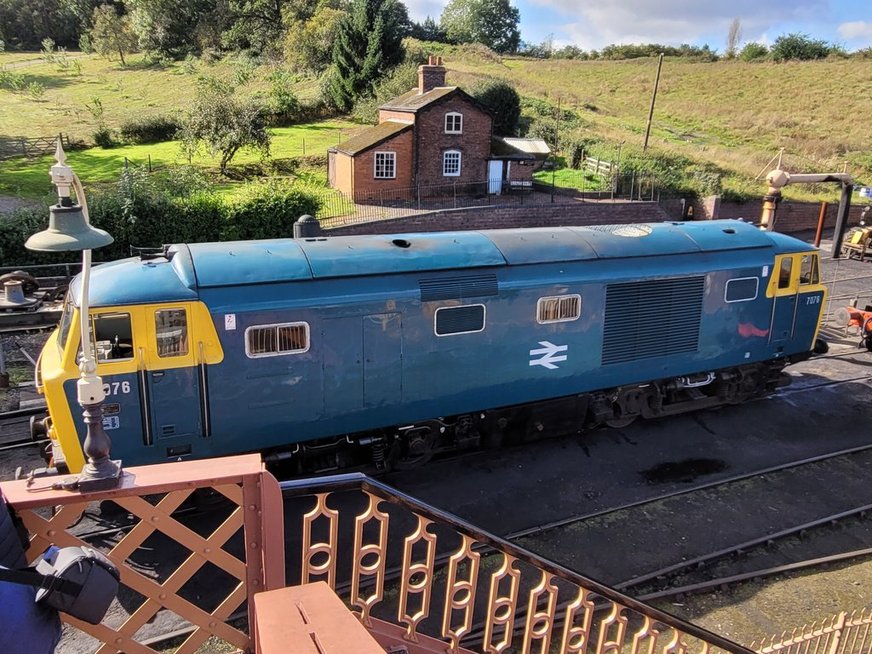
left=419, top=274, right=498, bottom=302
left=602, top=276, right=705, bottom=366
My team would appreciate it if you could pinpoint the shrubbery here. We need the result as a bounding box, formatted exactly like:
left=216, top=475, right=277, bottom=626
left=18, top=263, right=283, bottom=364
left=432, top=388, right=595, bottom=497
left=119, top=115, right=180, bottom=144
left=224, top=180, right=322, bottom=241
left=0, top=167, right=323, bottom=266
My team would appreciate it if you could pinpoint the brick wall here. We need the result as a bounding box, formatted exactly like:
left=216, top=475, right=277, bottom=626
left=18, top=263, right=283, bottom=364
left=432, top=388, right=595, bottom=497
left=326, top=201, right=672, bottom=235
left=352, top=129, right=415, bottom=197
left=659, top=196, right=864, bottom=233
left=415, top=94, right=492, bottom=186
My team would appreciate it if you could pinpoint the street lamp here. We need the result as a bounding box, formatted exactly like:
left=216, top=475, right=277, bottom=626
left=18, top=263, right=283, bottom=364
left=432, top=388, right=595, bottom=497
left=26, top=140, right=122, bottom=491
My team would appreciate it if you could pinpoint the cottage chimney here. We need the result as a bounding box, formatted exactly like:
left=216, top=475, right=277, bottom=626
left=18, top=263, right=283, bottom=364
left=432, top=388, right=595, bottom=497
left=418, top=56, right=446, bottom=94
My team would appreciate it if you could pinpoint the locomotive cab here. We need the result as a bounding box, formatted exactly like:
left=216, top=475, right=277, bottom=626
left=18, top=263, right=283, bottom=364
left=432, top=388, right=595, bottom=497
left=766, top=251, right=826, bottom=352
left=36, top=291, right=223, bottom=473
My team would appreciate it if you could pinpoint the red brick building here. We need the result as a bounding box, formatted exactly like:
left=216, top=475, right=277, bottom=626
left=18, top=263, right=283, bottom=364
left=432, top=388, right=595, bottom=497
left=328, top=57, right=545, bottom=199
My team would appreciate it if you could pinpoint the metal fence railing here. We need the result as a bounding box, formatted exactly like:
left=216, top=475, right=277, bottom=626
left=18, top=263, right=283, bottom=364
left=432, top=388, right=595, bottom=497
left=316, top=174, right=661, bottom=227
left=751, top=609, right=872, bottom=654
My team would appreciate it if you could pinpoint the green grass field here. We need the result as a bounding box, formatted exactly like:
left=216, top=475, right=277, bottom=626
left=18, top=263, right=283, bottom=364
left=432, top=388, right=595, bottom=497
left=2, top=48, right=870, bottom=203
left=0, top=119, right=360, bottom=198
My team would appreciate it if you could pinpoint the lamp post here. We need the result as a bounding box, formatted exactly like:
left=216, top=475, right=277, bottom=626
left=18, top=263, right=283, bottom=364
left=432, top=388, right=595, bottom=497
left=26, top=141, right=122, bottom=491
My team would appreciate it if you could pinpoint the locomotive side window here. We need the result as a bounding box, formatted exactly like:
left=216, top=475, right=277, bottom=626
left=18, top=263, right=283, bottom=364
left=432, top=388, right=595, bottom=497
left=246, top=322, right=310, bottom=357
left=799, top=254, right=820, bottom=285
left=435, top=305, right=485, bottom=336
left=725, top=277, right=759, bottom=303
left=777, top=257, right=793, bottom=290
left=155, top=309, right=189, bottom=357
left=537, top=294, right=582, bottom=323
left=90, top=312, right=134, bottom=361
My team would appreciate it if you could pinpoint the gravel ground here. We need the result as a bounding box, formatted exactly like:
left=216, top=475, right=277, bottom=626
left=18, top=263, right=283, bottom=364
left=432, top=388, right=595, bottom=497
left=657, top=559, right=872, bottom=647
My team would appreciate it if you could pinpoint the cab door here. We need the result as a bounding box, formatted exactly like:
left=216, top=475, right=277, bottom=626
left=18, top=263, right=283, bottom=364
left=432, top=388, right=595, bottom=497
left=769, top=255, right=799, bottom=344
left=145, top=305, right=202, bottom=457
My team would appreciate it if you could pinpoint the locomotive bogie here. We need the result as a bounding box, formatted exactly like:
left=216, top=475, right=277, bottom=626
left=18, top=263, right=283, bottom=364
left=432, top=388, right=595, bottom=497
left=34, top=221, right=828, bottom=473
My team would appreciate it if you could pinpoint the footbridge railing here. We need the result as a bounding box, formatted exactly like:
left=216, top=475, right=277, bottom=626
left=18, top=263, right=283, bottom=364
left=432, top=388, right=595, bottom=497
left=2, top=456, right=761, bottom=654
left=280, top=472, right=756, bottom=654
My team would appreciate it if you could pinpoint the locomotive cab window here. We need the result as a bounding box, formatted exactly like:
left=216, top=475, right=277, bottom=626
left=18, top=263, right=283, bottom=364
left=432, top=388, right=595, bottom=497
left=155, top=309, right=188, bottom=357
left=246, top=322, right=310, bottom=358
left=725, top=277, right=758, bottom=303
left=435, top=305, right=485, bottom=336
left=90, top=312, right=134, bottom=361
left=799, top=254, right=820, bottom=285
left=537, top=294, right=582, bottom=323
left=777, top=257, right=794, bottom=290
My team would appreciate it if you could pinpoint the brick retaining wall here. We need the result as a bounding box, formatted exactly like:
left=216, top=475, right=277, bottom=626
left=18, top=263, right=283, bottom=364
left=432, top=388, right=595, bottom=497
left=326, top=201, right=671, bottom=235
left=323, top=197, right=865, bottom=237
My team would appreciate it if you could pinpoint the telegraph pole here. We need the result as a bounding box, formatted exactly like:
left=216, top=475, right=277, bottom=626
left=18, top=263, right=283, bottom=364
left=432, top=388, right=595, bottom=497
left=643, top=53, right=664, bottom=151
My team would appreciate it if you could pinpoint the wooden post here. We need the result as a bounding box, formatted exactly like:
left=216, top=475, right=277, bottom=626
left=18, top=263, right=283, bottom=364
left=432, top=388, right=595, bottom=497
left=643, top=54, right=664, bottom=151
left=814, top=201, right=828, bottom=247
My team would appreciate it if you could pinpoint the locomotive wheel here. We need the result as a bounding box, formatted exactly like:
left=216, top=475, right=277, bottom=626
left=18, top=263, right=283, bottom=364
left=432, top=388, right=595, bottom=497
left=390, top=427, right=435, bottom=470
left=605, top=415, right=637, bottom=429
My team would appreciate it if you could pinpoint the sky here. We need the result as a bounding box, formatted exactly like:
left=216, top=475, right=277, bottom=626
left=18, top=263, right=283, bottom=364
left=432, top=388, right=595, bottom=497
left=405, top=0, right=872, bottom=52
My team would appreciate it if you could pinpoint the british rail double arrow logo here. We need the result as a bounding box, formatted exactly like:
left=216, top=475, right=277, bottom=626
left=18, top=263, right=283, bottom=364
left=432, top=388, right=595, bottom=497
left=529, top=341, right=569, bottom=370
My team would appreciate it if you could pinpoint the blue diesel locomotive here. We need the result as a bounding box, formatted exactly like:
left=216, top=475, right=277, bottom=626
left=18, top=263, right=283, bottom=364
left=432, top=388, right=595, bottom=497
left=35, top=220, right=827, bottom=473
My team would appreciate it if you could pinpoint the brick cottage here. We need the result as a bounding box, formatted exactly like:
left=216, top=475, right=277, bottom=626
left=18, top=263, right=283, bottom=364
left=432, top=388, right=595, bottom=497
left=328, top=57, right=548, bottom=200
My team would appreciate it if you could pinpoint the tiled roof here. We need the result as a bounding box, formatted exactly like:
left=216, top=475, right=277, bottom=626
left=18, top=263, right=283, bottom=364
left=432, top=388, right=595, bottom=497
left=379, top=86, right=458, bottom=112
left=334, top=121, right=412, bottom=155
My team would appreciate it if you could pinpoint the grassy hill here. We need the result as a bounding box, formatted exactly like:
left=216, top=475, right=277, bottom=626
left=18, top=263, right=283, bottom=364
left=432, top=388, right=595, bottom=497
left=1, top=48, right=870, bottom=202
left=436, top=46, right=871, bottom=200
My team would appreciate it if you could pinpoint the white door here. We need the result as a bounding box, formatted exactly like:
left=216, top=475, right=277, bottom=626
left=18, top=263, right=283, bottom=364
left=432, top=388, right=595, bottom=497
left=488, top=160, right=503, bottom=194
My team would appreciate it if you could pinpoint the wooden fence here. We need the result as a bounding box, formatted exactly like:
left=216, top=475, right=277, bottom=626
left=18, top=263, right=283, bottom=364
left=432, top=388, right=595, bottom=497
left=0, top=133, right=74, bottom=160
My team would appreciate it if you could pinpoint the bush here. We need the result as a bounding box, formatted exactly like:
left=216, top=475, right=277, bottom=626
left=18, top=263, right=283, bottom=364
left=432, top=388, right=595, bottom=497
left=770, top=33, right=832, bottom=61
left=224, top=181, right=322, bottom=240
left=119, top=115, right=180, bottom=144
left=92, top=126, right=116, bottom=148
left=739, top=42, right=769, bottom=61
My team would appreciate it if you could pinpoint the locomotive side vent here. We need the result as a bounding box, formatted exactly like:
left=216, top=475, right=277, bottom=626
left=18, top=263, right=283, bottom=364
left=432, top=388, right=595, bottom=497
left=602, top=276, right=705, bottom=366
left=419, top=274, right=498, bottom=302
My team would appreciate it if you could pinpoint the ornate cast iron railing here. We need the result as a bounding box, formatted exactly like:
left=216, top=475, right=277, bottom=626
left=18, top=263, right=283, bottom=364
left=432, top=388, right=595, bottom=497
left=0, top=454, right=284, bottom=654
left=280, top=473, right=757, bottom=654
left=751, top=610, right=872, bottom=654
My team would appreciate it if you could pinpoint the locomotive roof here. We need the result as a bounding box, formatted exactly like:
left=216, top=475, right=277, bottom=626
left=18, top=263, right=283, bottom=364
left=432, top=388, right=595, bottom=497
left=74, top=220, right=814, bottom=307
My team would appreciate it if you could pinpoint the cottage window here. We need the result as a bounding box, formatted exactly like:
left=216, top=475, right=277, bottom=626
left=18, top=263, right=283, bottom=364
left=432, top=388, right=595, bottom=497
left=445, top=112, right=463, bottom=134
left=443, top=150, right=461, bottom=177
left=374, top=151, right=396, bottom=179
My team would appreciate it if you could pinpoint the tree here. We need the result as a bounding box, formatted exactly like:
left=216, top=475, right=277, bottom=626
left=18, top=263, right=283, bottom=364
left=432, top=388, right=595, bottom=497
left=178, top=78, right=271, bottom=174
left=126, top=0, right=216, bottom=56
left=326, top=0, right=409, bottom=111
left=284, top=2, right=347, bottom=73
left=90, top=4, right=137, bottom=65
left=223, top=0, right=291, bottom=55
left=725, top=18, right=742, bottom=59
left=0, top=0, right=80, bottom=49
left=439, top=0, right=520, bottom=54
left=770, top=32, right=832, bottom=61
left=468, top=78, right=520, bottom=135
left=410, top=16, right=446, bottom=42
